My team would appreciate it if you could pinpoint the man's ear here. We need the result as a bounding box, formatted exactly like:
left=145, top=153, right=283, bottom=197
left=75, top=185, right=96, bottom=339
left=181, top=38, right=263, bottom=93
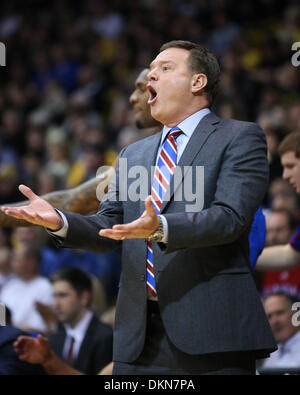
left=191, top=73, right=207, bottom=94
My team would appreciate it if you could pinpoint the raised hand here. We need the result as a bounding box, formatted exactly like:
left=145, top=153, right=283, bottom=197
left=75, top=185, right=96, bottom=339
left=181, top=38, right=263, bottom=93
left=1, top=185, right=63, bottom=231
left=99, top=195, right=159, bottom=240
left=14, top=334, right=51, bottom=365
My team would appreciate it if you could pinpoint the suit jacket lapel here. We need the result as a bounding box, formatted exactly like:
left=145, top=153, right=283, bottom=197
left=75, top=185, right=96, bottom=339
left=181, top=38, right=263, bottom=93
left=160, top=112, right=220, bottom=213
left=51, top=325, right=66, bottom=358
left=74, top=315, right=96, bottom=369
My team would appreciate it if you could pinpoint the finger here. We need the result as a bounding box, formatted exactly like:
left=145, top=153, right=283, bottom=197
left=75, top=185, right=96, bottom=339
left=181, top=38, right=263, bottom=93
left=1, top=207, right=26, bottom=219
left=100, top=229, right=127, bottom=237
left=113, top=224, right=133, bottom=231
left=99, top=229, right=127, bottom=240
left=145, top=196, right=157, bottom=217
left=21, top=209, right=50, bottom=226
left=15, top=208, right=40, bottom=224
left=14, top=347, right=24, bottom=355
left=2, top=207, right=34, bottom=222
left=38, top=334, right=48, bottom=344
left=18, top=184, right=39, bottom=201
left=112, top=217, right=141, bottom=231
left=13, top=340, right=21, bottom=348
left=140, top=209, right=147, bottom=218
left=13, top=336, right=27, bottom=349
left=20, top=208, right=36, bottom=220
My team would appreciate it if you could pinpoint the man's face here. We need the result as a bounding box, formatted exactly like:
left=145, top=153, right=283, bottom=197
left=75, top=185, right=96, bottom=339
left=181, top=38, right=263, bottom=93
left=129, top=69, right=159, bottom=129
left=281, top=151, right=300, bottom=194
left=266, top=212, right=292, bottom=246
left=147, top=48, right=196, bottom=126
left=264, top=295, right=297, bottom=344
left=53, top=280, right=87, bottom=325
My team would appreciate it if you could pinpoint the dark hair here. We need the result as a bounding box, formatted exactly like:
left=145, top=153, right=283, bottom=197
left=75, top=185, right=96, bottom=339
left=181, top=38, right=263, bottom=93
left=50, top=268, right=92, bottom=296
left=159, top=40, right=220, bottom=105
left=278, top=131, right=300, bottom=159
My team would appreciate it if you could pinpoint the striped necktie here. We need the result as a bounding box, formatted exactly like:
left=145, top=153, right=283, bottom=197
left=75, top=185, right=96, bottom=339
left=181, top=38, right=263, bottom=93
left=146, top=127, right=183, bottom=298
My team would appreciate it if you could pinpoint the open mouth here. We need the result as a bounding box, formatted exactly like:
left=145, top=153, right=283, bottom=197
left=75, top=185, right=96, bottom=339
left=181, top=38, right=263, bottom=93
left=147, top=85, right=158, bottom=104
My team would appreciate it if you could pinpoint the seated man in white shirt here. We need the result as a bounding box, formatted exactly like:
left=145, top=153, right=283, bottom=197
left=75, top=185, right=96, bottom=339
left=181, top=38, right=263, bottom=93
left=0, top=244, right=53, bottom=333
left=261, top=292, right=300, bottom=370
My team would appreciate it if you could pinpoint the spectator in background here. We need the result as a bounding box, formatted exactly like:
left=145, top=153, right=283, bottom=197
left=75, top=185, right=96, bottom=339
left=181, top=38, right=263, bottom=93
left=10, top=225, right=120, bottom=307
left=47, top=268, right=112, bottom=375
left=22, top=153, right=45, bottom=192
left=49, top=44, right=81, bottom=94
left=0, top=108, right=25, bottom=156
left=256, top=132, right=300, bottom=271
left=268, top=178, right=295, bottom=201
left=0, top=246, right=13, bottom=292
left=271, top=192, right=300, bottom=223
left=0, top=163, right=22, bottom=205
left=39, top=245, right=120, bottom=308
left=263, top=124, right=284, bottom=185
left=261, top=292, right=300, bottom=369
left=0, top=244, right=53, bottom=333
left=69, top=143, right=107, bottom=186
left=43, top=127, right=71, bottom=189
left=265, top=209, right=296, bottom=247
left=260, top=209, right=300, bottom=298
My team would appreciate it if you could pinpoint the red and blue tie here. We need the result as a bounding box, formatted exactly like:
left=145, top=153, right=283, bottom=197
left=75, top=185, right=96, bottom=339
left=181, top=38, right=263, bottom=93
left=146, top=127, right=183, bottom=298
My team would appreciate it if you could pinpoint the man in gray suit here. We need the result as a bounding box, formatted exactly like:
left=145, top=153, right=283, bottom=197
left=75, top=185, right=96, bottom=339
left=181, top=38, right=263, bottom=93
left=2, top=40, right=277, bottom=374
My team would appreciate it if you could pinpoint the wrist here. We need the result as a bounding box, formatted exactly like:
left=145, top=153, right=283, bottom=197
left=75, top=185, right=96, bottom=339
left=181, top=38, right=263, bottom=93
left=147, top=216, right=164, bottom=243
left=47, top=211, right=64, bottom=231
left=50, top=220, right=63, bottom=231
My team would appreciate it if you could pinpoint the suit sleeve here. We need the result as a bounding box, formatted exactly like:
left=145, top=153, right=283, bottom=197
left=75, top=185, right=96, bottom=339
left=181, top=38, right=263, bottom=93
left=163, top=124, right=269, bottom=253
left=50, top=149, right=126, bottom=254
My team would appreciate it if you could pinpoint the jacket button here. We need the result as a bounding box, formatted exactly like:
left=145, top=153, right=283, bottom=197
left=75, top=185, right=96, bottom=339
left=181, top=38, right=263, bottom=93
left=140, top=275, right=145, bottom=281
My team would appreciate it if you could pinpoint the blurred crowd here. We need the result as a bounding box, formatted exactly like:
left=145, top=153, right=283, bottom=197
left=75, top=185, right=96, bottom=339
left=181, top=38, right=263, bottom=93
left=0, top=0, right=300, bottom=374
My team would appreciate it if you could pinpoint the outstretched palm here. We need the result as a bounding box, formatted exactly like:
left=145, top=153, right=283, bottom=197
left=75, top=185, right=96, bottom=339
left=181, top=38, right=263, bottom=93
left=99, top=195, right=159, bottom=240
left=1, top=185, right=63, bottom=230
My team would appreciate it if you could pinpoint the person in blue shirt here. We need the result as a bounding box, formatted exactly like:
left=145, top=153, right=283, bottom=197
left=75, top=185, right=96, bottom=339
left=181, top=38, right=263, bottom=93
left=249, top=205, right=266, bottom=270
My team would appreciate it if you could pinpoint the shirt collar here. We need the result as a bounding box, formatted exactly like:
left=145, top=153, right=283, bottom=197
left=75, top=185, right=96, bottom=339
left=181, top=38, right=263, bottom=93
left=161, top=107, right=211, bottom=145
left=64, top=310, right=93, bottom=343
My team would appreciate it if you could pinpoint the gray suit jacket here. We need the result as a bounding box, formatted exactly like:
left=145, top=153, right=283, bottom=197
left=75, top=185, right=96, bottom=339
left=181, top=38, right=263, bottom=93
left=54, top=113, right=277, bottom=362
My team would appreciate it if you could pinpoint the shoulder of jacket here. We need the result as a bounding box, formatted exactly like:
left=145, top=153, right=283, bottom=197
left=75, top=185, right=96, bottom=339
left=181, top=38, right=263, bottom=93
left=120, top=133, right=161, bottom=156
